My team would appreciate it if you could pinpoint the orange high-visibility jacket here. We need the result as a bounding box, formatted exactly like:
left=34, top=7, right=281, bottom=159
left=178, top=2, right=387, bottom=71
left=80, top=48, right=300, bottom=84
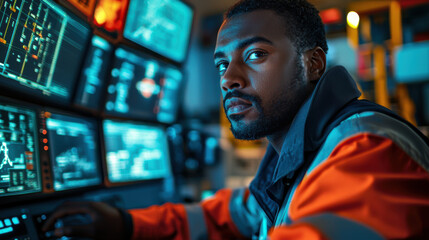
left=127, top=66, right=429, bottom=239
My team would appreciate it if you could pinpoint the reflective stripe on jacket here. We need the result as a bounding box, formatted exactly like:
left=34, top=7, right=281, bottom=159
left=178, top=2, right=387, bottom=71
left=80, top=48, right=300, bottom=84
left=268, top=111, right=429, bottom=239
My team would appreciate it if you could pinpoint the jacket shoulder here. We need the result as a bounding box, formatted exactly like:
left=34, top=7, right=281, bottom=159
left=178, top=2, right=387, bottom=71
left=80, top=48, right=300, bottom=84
left=308, top=111, right=429, bottom=175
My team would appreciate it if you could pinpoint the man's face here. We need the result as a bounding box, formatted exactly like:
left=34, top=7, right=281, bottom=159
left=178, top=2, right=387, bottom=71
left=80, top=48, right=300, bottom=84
left=214, top=10, right=311, bottom=140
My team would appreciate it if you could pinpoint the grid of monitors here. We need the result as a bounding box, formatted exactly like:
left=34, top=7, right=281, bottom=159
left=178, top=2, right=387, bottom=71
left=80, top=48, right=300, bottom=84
left=0, top=0, right=91, bottom=104
left=103, top=119, right=171, bottom=183
left=0, top=102, right=40, bottom=197
left=104, top=46, right=183, bottom=124
left=45, top=112, right=102, bottom=191
left=74, top=35, right=113, bottom=111
left=123, top=0, right=193, bottom=63
left=0, top=0, right=192, bottom=201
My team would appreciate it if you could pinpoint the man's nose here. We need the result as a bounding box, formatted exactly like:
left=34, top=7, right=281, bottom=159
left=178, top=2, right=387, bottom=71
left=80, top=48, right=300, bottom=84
left=221, top=63, right=246, bottom=91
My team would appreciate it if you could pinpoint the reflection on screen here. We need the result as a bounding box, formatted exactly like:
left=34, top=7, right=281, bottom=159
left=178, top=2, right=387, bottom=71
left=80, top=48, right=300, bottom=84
left=123, top=0, right=193, bottom=63
left=105, top=47, right=183, bottom=124
left=0, top=0, right=91, bottom=103
left=46, top=113, right=101, bottom=191
left=0, top=103, right=40, bottom=197
left=74, top=36, right=112, bottom=111
left=103, top=119, right=171, bottom=183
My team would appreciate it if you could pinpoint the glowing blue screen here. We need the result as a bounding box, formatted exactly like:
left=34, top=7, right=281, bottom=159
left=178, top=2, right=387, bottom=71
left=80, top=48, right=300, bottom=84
left=103, top=119, right=171, bottom=183
left=0, top=0, right=91, bottom=104
left=0, top=103, right=40, bottom=197
left=123, top=0, right=193, bottom=63
left=104, top=47, right=183, bottom=124
left=46, top=113, right=101, bottom=191
left=74, top=36, right=113, bottom=111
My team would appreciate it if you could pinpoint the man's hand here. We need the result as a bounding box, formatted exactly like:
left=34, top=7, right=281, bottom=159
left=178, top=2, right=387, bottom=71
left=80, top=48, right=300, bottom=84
left=42, top=201, right=125, bottom=240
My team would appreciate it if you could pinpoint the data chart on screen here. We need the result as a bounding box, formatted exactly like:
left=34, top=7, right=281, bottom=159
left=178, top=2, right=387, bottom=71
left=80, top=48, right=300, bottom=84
left=0, top=103, right=40, bottom=197
left=104, top=47, right=183, bottom=124
left=45, top=112, right=101, bottom=191
left=103, top=120, right=171, bottom=183
left=0, top=0, right=91, bottom=103
left=123, top=0, right=193, bottom=63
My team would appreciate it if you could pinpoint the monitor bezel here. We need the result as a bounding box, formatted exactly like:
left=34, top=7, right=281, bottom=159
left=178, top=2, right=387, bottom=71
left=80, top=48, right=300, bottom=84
left=100, top=117, right=173, bottom=187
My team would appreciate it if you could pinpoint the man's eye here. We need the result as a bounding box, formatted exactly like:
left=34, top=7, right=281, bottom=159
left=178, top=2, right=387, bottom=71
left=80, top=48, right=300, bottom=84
left=216, top=62, right=228, bottom=75
left=247, top=51, right=267, bottom=61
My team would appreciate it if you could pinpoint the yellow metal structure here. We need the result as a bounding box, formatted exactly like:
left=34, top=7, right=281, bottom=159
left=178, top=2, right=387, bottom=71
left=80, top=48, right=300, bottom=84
left=347, top=0, right=417, bottom=125
left=373, top=46, right=390, bottom=109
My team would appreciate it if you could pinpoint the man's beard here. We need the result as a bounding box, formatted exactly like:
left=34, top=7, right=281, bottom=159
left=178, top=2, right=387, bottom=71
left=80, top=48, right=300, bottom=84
left=223, top=57, right=309, bottom=140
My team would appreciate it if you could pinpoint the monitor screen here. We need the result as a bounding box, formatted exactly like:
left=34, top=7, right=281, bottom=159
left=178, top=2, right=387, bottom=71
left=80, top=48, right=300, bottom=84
left=93, top=0, right=129, bottom=35
left=0, top=0, right=91, bottom=104
left=0, top=102, right=41, bottom=197
left=103, top=119, right=171, bottom=183
left=123, top=0, right=193, bottom=63
left=45, top=112, right=102, bottom=191
left=74, top=35, right=113, bottom=111
left=104, top=47, right=184, bottom=124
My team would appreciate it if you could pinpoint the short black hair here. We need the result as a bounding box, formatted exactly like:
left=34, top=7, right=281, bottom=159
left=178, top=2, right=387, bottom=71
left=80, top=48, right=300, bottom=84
left=225, top=0, right=328, bottom=54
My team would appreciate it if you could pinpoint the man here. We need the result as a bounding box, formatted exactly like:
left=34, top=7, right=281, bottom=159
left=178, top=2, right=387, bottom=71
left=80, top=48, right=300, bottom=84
left=43, top=0, right=429, bottom=239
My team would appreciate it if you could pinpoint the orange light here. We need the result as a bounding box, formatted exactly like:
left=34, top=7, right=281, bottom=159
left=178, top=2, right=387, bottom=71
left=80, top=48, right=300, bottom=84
left=42, top=129, right=47, bottom=135
left=93, top=0, right=129, bottom=33
left=26, top=164, right=34, bottom=170
left=320, top=8, right=342, bottom=24
left=44, top=146, right=48, bottom=151
left=43, top=138, right=48, bottom=143
left=94, top=7, right=107, bottom=25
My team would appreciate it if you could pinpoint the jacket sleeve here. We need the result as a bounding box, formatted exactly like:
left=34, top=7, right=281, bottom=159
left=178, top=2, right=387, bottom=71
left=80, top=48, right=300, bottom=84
left=128, top=188, right=258, bottom=240
left=269, top=133, right=429, bottom=240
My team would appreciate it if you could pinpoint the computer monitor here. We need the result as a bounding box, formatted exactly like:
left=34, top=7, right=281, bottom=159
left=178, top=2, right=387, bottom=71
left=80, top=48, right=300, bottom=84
left=74, top=35, right=113, bottom=111
left=0, top=0, right=91, bottom=105
left=0, top=101, right=41, bottom=197
left=103, top=119, right=171, bottom=183
left=123, top=0, right=194, bottom=63
left=104, top=46, right=184, bottom=124
left=93, top=0, right=129, bottom=36
left=44, top=111, right=102, bottom=191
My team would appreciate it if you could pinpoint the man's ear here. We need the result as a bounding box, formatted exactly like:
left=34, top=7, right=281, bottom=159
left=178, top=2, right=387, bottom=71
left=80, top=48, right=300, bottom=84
left=303, top=47, right=326, bottom=83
